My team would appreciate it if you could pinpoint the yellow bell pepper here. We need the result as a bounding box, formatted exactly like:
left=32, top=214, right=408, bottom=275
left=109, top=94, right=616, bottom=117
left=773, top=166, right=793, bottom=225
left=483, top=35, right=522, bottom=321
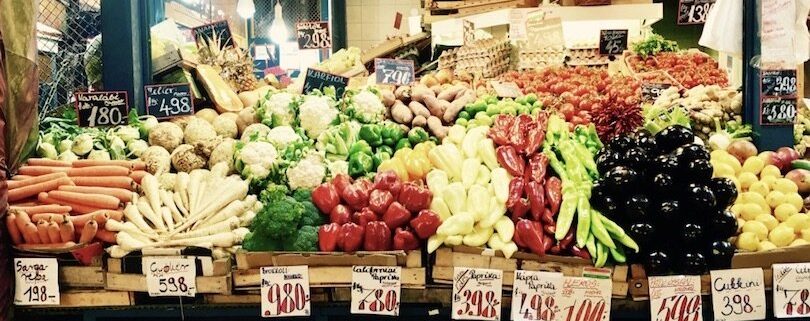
left=394, top=147, right=412, bottom=160
left=377, top=158, right=408, bottom=181
left=404, top=151, right=431, bottom=180
left=444, top=235, right=463, bottom=246
left=463, top=224, right=494, bottom=247
left=413, top=141, right=436, bottom=155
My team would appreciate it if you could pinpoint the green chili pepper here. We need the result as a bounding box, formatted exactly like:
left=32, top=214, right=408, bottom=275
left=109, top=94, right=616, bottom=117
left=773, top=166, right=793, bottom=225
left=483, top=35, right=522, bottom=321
left=590, top=210, right=616, bottom=249
left=575, top=192, right=591, bottom=248
left=595, top=240, right=609, bottom=267
left=554, top=191, right=578, bottom=240
left=599, top=214, right=628, bottom=237
left=585, top=234, right=597, bottom=260
left=544, top=148, right=569, bottom=182
left=610, top=245, right=626, bottom=263
left=573, top=142, right=598, bottom=178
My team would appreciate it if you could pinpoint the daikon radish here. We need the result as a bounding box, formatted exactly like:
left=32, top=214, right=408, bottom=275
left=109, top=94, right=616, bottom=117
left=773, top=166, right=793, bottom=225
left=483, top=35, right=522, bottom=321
left=57, top=186, right=133, bottom=202
left=48, top=191, right=121, bottom=209
left=47, top=222, right=61, bottom=243
left=6, top=214, right=22, bottom=245
left=137, top=197, right=165, bottom=232
left=37, top=221, right=52, bottom=243
left=173, top=192, right=188, bottom=217
left=79, top=221, right=98, bottom=243
left=60, top=220, right=75, bottom=243
left=160, top=207, right=174, bottom=231
left=17, top=242, right=76, bottom=250
left=123, top=204, right=156, bottom=235
left=95, top=229, right=117, bottom=243
left=10, top=177, right=72, bottom=202
left=8, top=172, right=67, bottom=189
left=160, top=190, right=184, bottom=224
left=175, top=172, right=190, bottom=210
left=24, top=223, right=41, bottom=244
left=27, top=158, right=71, bottom=167
left=176, top=217, right=239, bottom=239
left=30, top=213, right=65, bottom=223
left=67, top=166, right=130, bottom=177
left=10, top=204, right=71, bottom=214
left=71, top=176, right=135, bottom=190
left=140, top=174, right=161, bottom=215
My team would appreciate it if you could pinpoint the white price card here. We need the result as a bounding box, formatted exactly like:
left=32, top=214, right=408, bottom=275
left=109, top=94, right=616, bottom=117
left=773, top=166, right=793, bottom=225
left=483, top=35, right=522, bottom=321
left=14, top=258, right=59, bottom=305
left=649, top=275, right=702, bottom=321
left=143, top=256, right=197, bottom=297
left=452, top=267, right=503, bottom=320
left=350, top=266, right=401, bottom=316
left=773, top=263, right=810, bottom=318
left=511, top=270, right=563, bottom=321
left=261, top=266, right=311, bottom=317
left=710, top=268, right=766, bottom=321
left=558, top=275, right=612, bottom=321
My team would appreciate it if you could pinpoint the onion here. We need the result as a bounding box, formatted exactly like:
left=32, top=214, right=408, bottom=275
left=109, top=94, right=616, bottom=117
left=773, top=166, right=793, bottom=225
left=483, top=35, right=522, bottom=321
left=727, top=141, right=758, bottom=163
left=786, top=169, right=810, bottom=194
left=758, top=151, right=788, bottom=172
left=777, top=147, right=801, bottom=164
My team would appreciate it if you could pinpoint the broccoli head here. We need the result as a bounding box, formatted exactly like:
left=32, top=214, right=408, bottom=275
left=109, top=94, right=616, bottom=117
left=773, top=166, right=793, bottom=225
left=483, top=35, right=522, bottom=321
left=242, top=232, right=284, bottom=251
left=283, top=226, right=319, bottom=251
left=292, top=188, right=313, bottom=203
left=261, top=184, right=290, bottom=203
left=251, top=196, right=304, bottom=239
left=297, top=200, right=324, bottom=227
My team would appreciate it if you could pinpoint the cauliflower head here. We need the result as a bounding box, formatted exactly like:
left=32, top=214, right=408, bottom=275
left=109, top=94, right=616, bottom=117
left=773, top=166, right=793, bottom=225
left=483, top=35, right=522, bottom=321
left=236, top=141, right=279, bottom=180
left=298, top=95, right=338, bottom=139
left=347, top=90, right=385, bottom=123
left=259, top=92, right=298, bottom=127
left=267, top=126, right=302, bottom=149
left=286, top=153, right=326, bottom=190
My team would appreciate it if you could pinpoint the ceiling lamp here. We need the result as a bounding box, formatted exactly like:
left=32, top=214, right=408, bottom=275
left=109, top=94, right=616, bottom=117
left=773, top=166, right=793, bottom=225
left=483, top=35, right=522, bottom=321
left=268, top=0, right=288, bottom=42
left=236, top=0, right=255, bottom=18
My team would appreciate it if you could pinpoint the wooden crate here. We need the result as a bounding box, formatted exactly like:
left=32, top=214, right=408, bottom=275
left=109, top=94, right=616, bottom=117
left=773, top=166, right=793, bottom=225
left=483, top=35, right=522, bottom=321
left=104, top=255, right=233, bottom=295
left=22, top=290, right=133, bottom=308
left=107, top=257, right=232, bottom=276
left=60, top=265, right=105, bottom=288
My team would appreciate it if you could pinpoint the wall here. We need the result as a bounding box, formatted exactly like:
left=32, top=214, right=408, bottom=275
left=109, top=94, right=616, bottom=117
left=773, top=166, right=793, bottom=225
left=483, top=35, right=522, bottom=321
left=346, top=0, right=421, bottom=50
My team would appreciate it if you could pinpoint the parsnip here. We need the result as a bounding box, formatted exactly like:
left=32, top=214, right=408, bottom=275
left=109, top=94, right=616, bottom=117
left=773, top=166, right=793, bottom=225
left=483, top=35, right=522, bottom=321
left=106, top=220, right=157, bottom=240
left=161, top=207, right=174, bottom=231
left=161, top=190, right=184, bottom=223
left=141, top=174, right=161, bottom=215
left=176, top=172, right=190, bottom=210
left=173, top=192, right=188, bottom=217
left=116, top=232, right=148, bottom=251
left=123, top=204, right=155, bottom=235
left=199, top=199, right=244, bottom=228
left=187, top=169, right=205, bottom=214
left=167, top=180, right=247, bottom=237
left=175, top=217, right=239, bottom=239
left=137, top=197, right=165, bottom=232
left=239, top=210, right=256, bottom=226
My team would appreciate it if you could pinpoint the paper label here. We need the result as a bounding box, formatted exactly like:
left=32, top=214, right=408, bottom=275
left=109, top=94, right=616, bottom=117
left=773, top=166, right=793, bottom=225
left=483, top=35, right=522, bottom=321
left=14, top=258, right=59, bottom=306
left=452, top=267, right=503, bottom=320
left=492, top=81, right=523, bottom=98
left=773, top=263, right=810, bottom=318
left=648, top=275, right=703, bottom=321
left=261, top=266, right=311, bottom=317
left=511, top=270, right=563, bottom=321
left=710, top=268, right=766, bottom=321
left=143, top=256, right=197, bottom=297
left=558, top=276, right=612, bottom=321
left=351, top=266, right=401, bottom=316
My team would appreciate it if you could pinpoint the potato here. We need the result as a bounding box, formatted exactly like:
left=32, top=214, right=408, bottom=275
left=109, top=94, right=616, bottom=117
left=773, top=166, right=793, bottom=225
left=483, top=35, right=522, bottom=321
left=427, top=116, right=449, bottom=139
left=409, top=101, right=431, bottom=118
left=390, top=100, right=413, bottom=124
left=380, top=89, right=396, bottom=107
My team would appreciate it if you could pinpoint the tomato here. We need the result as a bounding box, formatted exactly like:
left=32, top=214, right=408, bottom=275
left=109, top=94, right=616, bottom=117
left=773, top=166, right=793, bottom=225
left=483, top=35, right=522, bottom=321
left=560, top=103, right=576, bottom=119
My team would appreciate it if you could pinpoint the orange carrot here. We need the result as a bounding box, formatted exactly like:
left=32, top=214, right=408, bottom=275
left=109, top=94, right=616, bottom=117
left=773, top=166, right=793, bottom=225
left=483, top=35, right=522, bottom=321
left=30, top=213, right=66, bottom=223
left=9, top=177, right=73, bottom=202
left=56, top=186, right=133, bottom=202
left=60, top=220, right=75, bottom=243
left=79, top=221, right=98, bottom=243
left=10, top=204, right=72, bottom=214
left=67, top=166, right=130, bottom=177
left=36, top=221, right=51, bottom=243
left=13, top=209, right=31, bottom=232
left=71, top=176, right=135, bottom=190
left=8, top=172, right=68, bottom=189
left=17, top=166, right=70, bottom=176
left=129, top=170, right=148, bottom=184
left=47, top=191, right=120, bottom=210
left=72, top=160, right=144, bottom=170
left=24, top=223, right=41, bottom=244
left=11, top=175, right=32, bottom=180
left=47, top=222, right=62, bottom=243
left=94, top=229, right=117, bottom=244
left=6, top=214, right=22, bottom=245
left=27, top=158, right=71, bottom=167
left=132, top=162, right=146, bottom=171
left=37, top=192, right=106, bottom=214
left=70, top=211, right=111, bottom=228
left=17, top=242, right=76, bottom=250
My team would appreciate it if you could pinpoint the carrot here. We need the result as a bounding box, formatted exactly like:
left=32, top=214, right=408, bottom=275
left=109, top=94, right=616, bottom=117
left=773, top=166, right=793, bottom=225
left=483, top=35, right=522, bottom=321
left=72, top=160, right=144, bottom=170
left=79, top=221, right=98, bottom=243
left=67, top=166, right=130, bottom=177
left=60, top=220, right=75, bottom=243
left=13, top=209, right=31, bottom=232
left=9, top=177, right=73, bottom=202
left=57, top=186, right=133, bottom=202
left=8, top=172, right=67, bottom=189
left=17, top=166, right=70, bottom=176
left=71, top=176, right=135, bottom=190
left=47, top=191, right=120, bottom=209
left=95, top=229, right=117, bottom=244
left=17, top=242, right=76, bottom=250
left=27, top=158, right=71, bottom=167
left=132, top=162, right=146, bottom=171
left=47, top=222, right=62, bottom=243
left=11, top=175, right=32, bottom=180
left=6, top=214, right=22, bottom=245
left=23, top=223, right=41, bottom=244
left=30, top=213, right=65, bottom=223
left=10, top=204, right=72, bottom=214
left=70, top=211, right=111, bottom=228
left=37, top=193, right=107, bottom=214
left=37, top=221, right=52, bottom=243
left=129, top=170, right=148, bottom=184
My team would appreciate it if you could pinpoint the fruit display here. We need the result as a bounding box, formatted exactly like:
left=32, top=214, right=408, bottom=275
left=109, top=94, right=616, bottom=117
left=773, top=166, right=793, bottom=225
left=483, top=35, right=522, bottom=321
left=653, top=85, right=744, bottom=141
left=591, top=125, right=738, bottom=274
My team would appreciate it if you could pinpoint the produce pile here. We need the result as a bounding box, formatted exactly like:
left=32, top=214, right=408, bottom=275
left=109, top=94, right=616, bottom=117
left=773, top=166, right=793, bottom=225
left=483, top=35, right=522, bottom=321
left=652, top=85, right=744, bottom=142
left=795, top=107, right=810, bottom=156
left=626, top=50, right=728, bottom=89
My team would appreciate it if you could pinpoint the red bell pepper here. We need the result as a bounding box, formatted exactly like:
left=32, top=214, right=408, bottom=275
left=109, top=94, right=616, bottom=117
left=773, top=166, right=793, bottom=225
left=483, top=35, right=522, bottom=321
left=545, top=177, right=562, bottom=215
left=516, top=219, right=545, bottom=256
left=525, top=154, right=548, bottom=183
left=398, top=182, right=432, bottom=212
left=329, top=204, right=351, bottom=225
left=340, top=222, right=364, bottom=252
left=341, top=182, right=370, bottom=210
left=541, top=208, right=555, bottom=226
left=489, top=114, right=514, bottom=146
left=352, top=207, right=378, bottom=227
left=311, top=183, right=340, bottom=214
left=318, top=223, right=342, bottom=252
left=525, top=181, right=545, bottom=221
left=372, top=171, right=403, bottom=197
left=409, top=209, right=441, bottom=239
left=355, top=178, right=374, bottom=194
left=368, top=189, right=394, bottom=215
left=364, top=221, right=392, bottom=251
left=513, top=225, right=527, bottom=248
left=523, top=113, right=548, bottom=155
left=392, top=227, right=420, bottom=251
left=496, top=146, right=525, bottom=177
left=332, top=174, right=353, bottom=197
left=509, top=198, right=531, bottom=221
left=509, top=114, right=533, bottom=151
left=506, top=177, right=525, bottom=209
left=382, top=201, right=411, bottom=230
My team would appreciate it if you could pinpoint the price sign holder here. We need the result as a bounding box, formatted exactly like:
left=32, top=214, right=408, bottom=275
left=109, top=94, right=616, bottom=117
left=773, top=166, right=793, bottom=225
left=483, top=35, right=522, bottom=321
left=760, top=69, right=798, bottom=126
left=143, top=256, right=197, bottom=297
left=599, top=29, right=628, bottom=56
left=374, top=58, right=415, bottom=86
left=525, top=15, right=563, bottom=51
left=648, top=275, right=702, bottom=321
left=558, top=275, right=612, bottom=321
left=144, top=83, right=194, bottom=119
left=192, top=20, right=234, bottom=49
left=511, top=270, right=563, bottom=321
left=14, top=258, right=59, bottom=306
left=761, top=69, right=798, bottom=98
left=710, top=268, right=766, bottom=321
left=677, top=0, right=717, bottom=25
left=452, top=267, right=503, bottom=320
left=296, top=21, right=332, bottom=50
left=303, top=68, right=349, bottom=98
left=74, top=91, right=129, bottom=127
left=641, top=83, right=673, bottom=103
left=261, top=266, right=311, bottom=317
left=773, top=263, right=810, bottom=318
left=492, top=81, right=523, bottom=98
left=350, top=266, right=401, bottom=316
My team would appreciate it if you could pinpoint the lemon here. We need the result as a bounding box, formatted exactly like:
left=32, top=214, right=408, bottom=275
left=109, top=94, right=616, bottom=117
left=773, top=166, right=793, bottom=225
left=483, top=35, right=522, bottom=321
left=742, top=221, right=769, bottom=240
left=757, top=240, right=778, bottom=252
left=713, top=163, right=735, bottom=178
left=774, top=178, right=799, bottom=194
left=769, top=225, right=797, bottom=247
left=786, top=214, right=810, bottom=232
left=786, top=193, right=804, bottom=210
left=749, top=181, right=770, bottom=198
left=755, top=213, right=779, bottom=230
left=740, top=203, right=766, bottom=221
left=760, top=165, right=782, bottom=179
left=736, top=232, right=760, bottom=251
left=761, top=175, right=778, bottom=189
left=742, top=157, right=765, bottom=175
left=738, top=172, right=759, bottom=190
left=766, top=191, right=786, bottom=209
left=774, top=203, right=800, bottom=222
left=740, top=192, right=770, bottom=215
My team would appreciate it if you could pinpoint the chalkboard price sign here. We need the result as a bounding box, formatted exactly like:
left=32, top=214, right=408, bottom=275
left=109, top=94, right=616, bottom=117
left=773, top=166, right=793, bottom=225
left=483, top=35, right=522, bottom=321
left=761, top=97, right=797, bottom=126
left=74, top=91, right=129, bottom=127
left=145, top=83, right=194, bottom=119
left=297, top=21, right=332, bottom=50
left=677, top=0, right=717, bottom=25
left=192, top=20, right=234, bottom=49
left=761, top=69, right=798, bottom=98
left=375, top=59, right=415, bottom=86
left=641, top=83, right=672, bottom=103
left=303, top=69, right=349, bottom=98
left=599, top=29, right=628, bottom=56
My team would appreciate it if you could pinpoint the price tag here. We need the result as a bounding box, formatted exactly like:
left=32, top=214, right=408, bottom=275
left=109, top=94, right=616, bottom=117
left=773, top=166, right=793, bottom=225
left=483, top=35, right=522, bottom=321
left=773, top=263, right=810, bottom=318
left=452, top=267, right=503, bottom=320
left=599, top=29, right=628, bottom=56
left=492, top=81, right=523, bottom=98
left=511, top=270, right=563, bottom=321
left=143, top=257, right=197, bottom=297
left=463, top=20, right=475, bottom=45
left=648, top=275, right=702, bottom=321
left=144, top=83, right=194, bottom=119
left=296, top=21, right=332, bottom=50
left=761, top=69, right=798, bottom=98
left=760, top=97, right=797, bottom=126
left=303, top=68, right=349, bottom=98
left=375, top=58, right=415, bottom=86
left=192, top=20, right=233, bottom=49
left=641, top=83, right=673, bottom=103
left=526, top=17, right=564, bottom=50
left=350, top=266, right=401, bottom=316
left=509, top=10, right=529, bottom=41
left=261, top=266, right=311, bottom=317
left=710, top=268, right=766, bottom=321
left=677, top=0, right=717, bottom=25
left=74, top=91, right=129, bottom=127
left=558, top=276, right=612, bottom=321
left=14, top=258, right=59, bottom=306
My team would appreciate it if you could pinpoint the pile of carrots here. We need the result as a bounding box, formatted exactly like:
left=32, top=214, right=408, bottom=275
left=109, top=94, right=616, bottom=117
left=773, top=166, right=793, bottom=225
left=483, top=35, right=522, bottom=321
left=6, top=158, right=146, bottom=250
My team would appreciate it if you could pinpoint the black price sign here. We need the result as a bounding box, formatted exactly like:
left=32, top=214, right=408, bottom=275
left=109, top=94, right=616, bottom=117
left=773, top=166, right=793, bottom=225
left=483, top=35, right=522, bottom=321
left=760, top=97, right=797, bottom=126
left=375, top=58, right=415, bottom=86
left=192, top=20, right=234, bottom=49
left=599, top=29, right=628, bottom=56
left=641, top=83, right=672, bottom=103
left=145, top=83, right=194, bottom=119
left=297, top=21, right=332, bottom=49
left=303, top=69, right=349, bottom=98
left=74, top=91, right=129, bottom=127
left=677, top=0, right=717, bottom=25
left=761, top=69, right=798, bottom=98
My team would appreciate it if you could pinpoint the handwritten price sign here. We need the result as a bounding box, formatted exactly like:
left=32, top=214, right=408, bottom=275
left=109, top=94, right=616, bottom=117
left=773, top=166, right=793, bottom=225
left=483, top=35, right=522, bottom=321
left=773, top=263, right=810, bottom=318
left=261, top=266, right=311, bottom=317
left=649, top=275, right=702, bottom=321
left=512, top=270, right=563, bottom=321
left=74, top=91, right=129, bottom=127
left=14, top=258, right=59, bottom=306
left=145, top=83, right=194, bottom=119
left=710, top=268, right=765, bottom=321
left=143, top=257, right=196, bottom=297
left=351, top=266, right=401, bottom=316
left=557, top=276, right=612, bottom=321
left=452, top=267, right=503, bottom=320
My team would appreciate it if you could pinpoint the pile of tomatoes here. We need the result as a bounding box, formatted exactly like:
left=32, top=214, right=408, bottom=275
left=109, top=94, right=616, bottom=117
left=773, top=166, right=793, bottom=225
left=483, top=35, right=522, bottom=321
left=627, top=51, right=728, bottom=88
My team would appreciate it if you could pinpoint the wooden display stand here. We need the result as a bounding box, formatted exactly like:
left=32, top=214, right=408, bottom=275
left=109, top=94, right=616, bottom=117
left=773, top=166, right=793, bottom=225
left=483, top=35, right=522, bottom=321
left=104, top=255, right=233, bottom=299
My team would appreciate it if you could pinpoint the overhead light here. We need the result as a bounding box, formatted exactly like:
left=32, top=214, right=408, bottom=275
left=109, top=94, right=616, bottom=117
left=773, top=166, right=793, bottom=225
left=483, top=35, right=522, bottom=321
left=268, top=0, right=288, bottom=41
left=236, top=0, right=255, bottom=18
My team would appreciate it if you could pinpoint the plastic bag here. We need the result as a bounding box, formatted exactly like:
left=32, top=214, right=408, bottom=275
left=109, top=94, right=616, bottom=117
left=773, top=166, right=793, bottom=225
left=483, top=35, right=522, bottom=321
left=699, top=0, right=742, bottom=56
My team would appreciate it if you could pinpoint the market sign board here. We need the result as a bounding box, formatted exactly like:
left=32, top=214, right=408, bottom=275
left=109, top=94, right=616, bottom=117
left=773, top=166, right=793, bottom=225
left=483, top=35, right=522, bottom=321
left=511, top=270, right=563, bottom=321
left=261, top=266, right=311, bottom=317
left=303, top=68, right=349, bottom=98
left=710, top=268, right=766, bottom=321
left=452, top=267, right=503, bottom=320
left=558, top=275, right=612, bottom=321
left=525, top=16, right=564, bottom=50
left=375, top=58, right=415, bottom=86
left=761, top=69, right=798, bottom=98
left=192, top=20, right=234, bottom=49
left=648, top=275, right=703, bottom=321
left=143, top=256, right=197, bottom=297
left=599, top=29, right=628, bottom=56
left=773, top=263, right=810, bottom=318
left=144, top=83, right=194, bottom=119
left=350, top=266, right=401, bottom=316
left=14, top=258, right=59, bottom=306
left=74, top=91, right=129, bottom=127
left=760, top=69, right=798, bottom=126
left=297, top=21, right=332, bottom=50
left=677, top=0, right=717, bottom=25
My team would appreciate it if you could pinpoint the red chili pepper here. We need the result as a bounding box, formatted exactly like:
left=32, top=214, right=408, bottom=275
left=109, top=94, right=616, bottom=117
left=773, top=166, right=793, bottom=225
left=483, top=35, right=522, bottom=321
left=545, top=176, right=563, bottom=215
left=516, top=219, right=545, bottom=256
left=541, top=208, right=555, bottom=226
left=525, top=154, right=549, bottom=183
left=382, top=202, right=411, bottom=230
left=329, top=204, right=351, bottom=225
left=525, top=181, right=545, bottom=221
left=523, top=113, right=548, bottom=155
left=397, top=182, right=432, bottom=213
left=543, top=234, right=554, bottom=253
left=368, top=189, right=394, bottom=215
left=352, top=207, right=378, bottom=227
left=318, top=223, right=342, bottom=252
left=506, top=177, right=525, bottom=209
left=559, top=228, right=575, bottom=249
left=392, top=227, right=420, bottom=251
left=570, top=246, right=591, bottom=260
left=509, top=198, right=530, bottom=221
left=311, top=183, right=340, bottom=214
left=489, top=115, right=514, bottom=146
left=339, top=222, right=364, bottom=252
left=543, top=223, right=555, bottom=235
left=496, top=146, right=525, bottom=177
left=549, top=244, right=561, bottom=255
left=409, top=209, right=441, bottom=239
left=364, top=221, right=392, bottom=251
left=510, top=114, right=534, bottom=151
left=373, top=171, right=403, bottom=198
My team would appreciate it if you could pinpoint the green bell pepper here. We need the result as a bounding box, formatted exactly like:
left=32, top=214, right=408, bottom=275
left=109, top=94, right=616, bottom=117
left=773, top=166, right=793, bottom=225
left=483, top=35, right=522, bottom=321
left=457, top=111, right=470, bottom=120
left=372, top=150, right=391, bottom=169
left=380, top=123, right=404, bottom=147
left=465, top=100, right=487, bottom=115
left=348, top=140, right=373, bottom=157
left=376, top=145, right=394, bottom=156
left=455, top=118, right=469, bottom=127
left=407, top=127, right=429, bottom=145
left=348, top=152, right=375, bottom=177
left=395, top=138, right=412, bottom=150
left=358, top=124, right=383, bottom=147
